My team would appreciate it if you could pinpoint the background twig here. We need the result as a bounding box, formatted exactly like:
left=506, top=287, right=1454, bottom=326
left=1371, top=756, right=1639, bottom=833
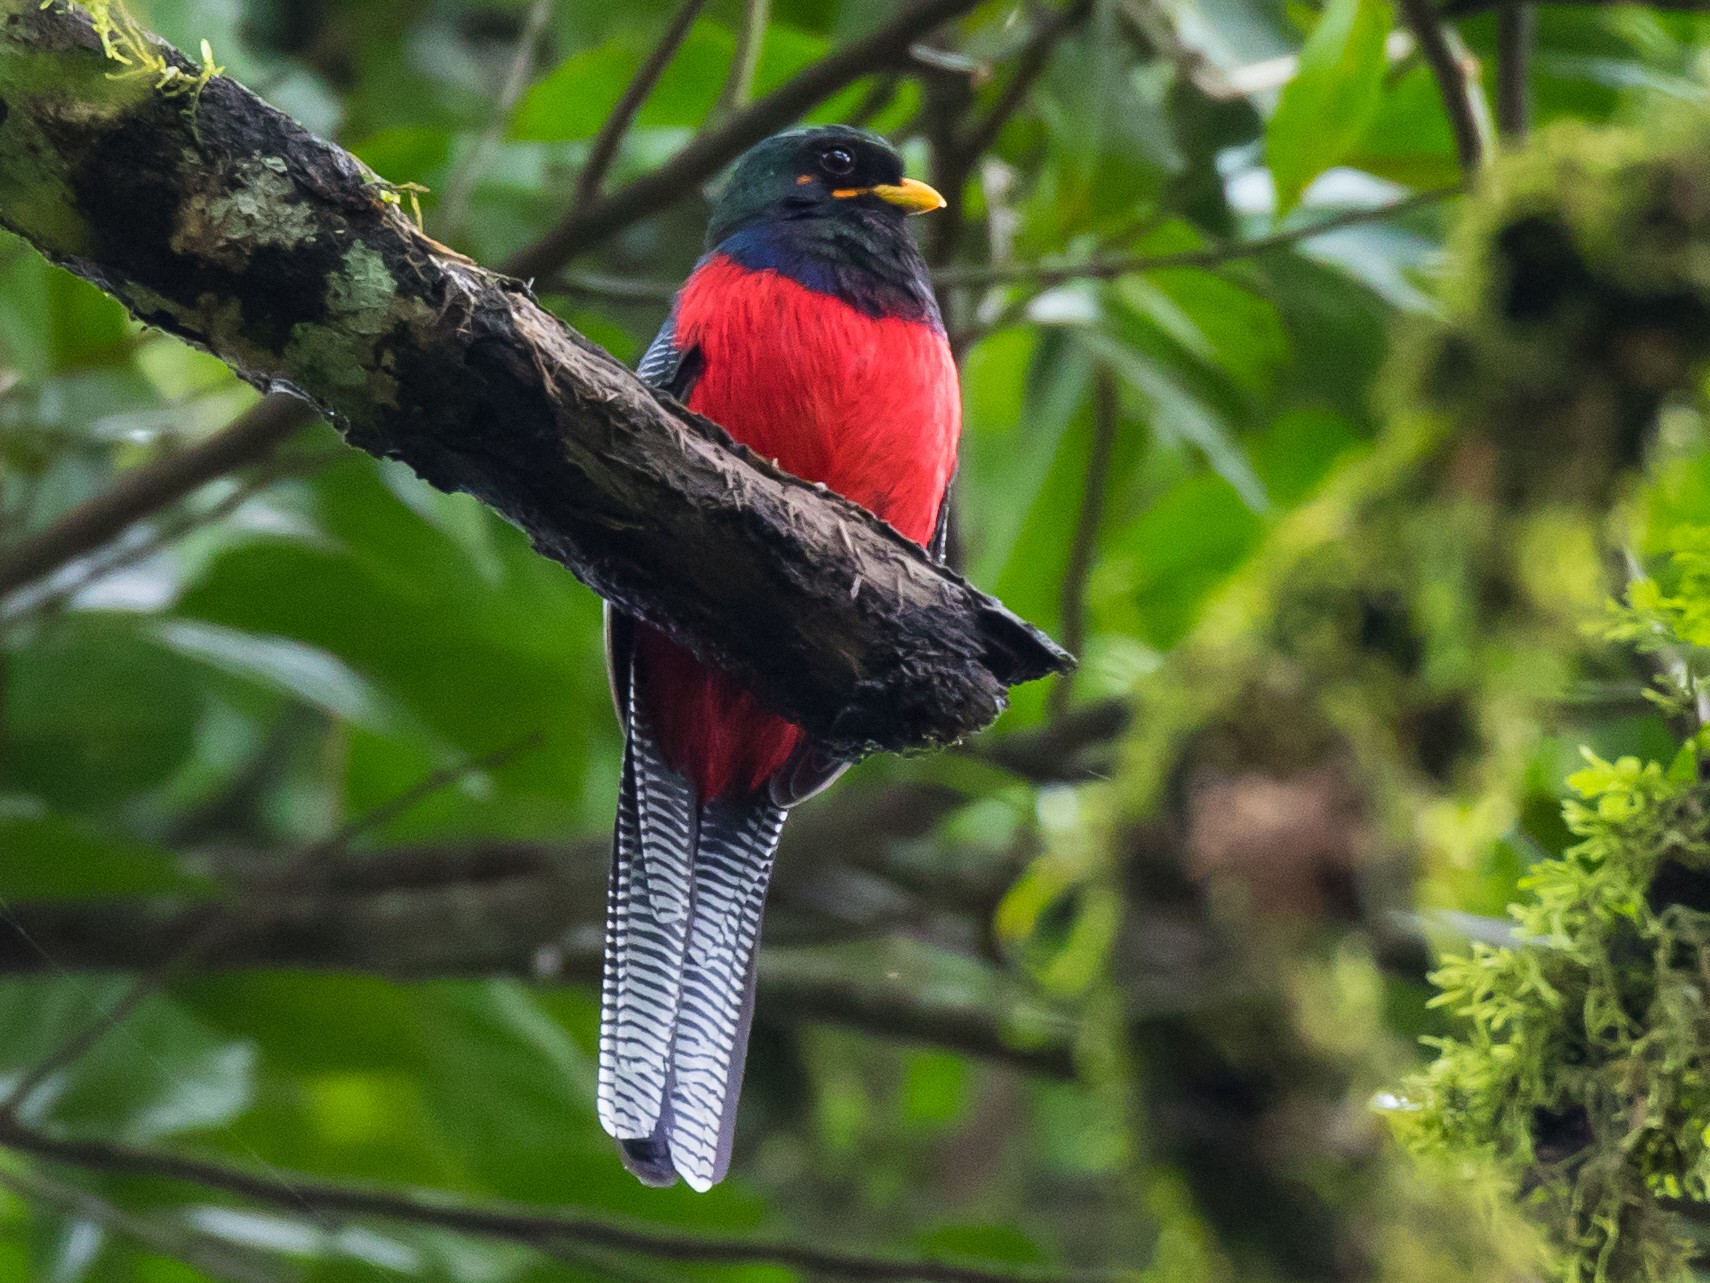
left=714, top=0, right=771, bottom=117
left=0, top=394, right=317, bottom=599
left=1394, top=0, right=1488, bottom=173
left=1495, top=3, right=1533, bottom=140
left=501, top=0, right=992, bottom=279
left=0, top=1120, right=1126, bottom=1283
left=1050, top=367, right=1119, bottom=720
left=436, top=0, right=552, bottom=241
left=571, top=0, right=710, bottom=214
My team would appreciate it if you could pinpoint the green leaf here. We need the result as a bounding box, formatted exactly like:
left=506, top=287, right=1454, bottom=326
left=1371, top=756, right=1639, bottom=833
left=1267, top=0, right=1396, bottom=213
left=510, top=20, right=734, bottom=143
left=144, top=619, right=420, bottom=740
left=1344, top=60, right=1466, bottom=190
left=1078, top=328, right=1269, bottom=512
left=0, top=807, right=201, bottom=900
left=0, top=982, right=253, bottom=1144
left=2, top=615, right=203, bottom=810
left=1093, top=472, right=1266, bottom=647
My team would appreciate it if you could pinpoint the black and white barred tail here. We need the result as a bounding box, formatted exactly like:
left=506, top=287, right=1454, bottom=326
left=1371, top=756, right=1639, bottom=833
left=597, top=632, right=787, bottom=1191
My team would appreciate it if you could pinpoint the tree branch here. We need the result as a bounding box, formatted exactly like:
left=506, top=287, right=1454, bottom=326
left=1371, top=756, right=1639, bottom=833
left=1441, top=0, right=1710, bottom=15
left=713, top=0, right=770, bottom=118
left=0, top=0, right=986, bottom=608
left=498, top=0, right=996, bottom=281
left=5, top=445, right=333, bottom=624
left=1393, top=0, right=1488, bottom=174
left=0, top=1, right=1067, bottom=757
left=0, top=739, right=540, bottom=1124
left=960, top=697, right=1128, bottom=782
left=549, top=190, right=1460, bottom=305
left=1049, top=368, right=1118, bottom=719
left=0, top=393, right=317, bottom=597
left=0, top=1119, right=1124, bottom=1283
left=570, top=0, right=709, bottom=214
left=0, top=1166, right=290, bottom=1283
left=436, top=0, right=552, bottom=242
left=1494, top=3, right=1532, bottom=140
left=0, top=858, right=1077, bottom=1076
left=933, top=186, right=1461, bottom=290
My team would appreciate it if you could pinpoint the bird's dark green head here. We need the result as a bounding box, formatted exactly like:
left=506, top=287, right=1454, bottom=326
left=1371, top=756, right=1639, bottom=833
left=705, top=126, right=945, bottom=250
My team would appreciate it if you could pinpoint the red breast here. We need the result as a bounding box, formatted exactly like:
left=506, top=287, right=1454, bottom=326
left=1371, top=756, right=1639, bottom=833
left=634, top=255, right=961, bottom=798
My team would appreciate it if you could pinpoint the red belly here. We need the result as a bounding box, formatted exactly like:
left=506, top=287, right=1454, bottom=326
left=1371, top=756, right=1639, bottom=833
left=635, top=255, right=960, bottom=798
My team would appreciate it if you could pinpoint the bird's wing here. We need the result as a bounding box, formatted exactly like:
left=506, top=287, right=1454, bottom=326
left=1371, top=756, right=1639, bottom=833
left=637, top=315, right=704, bottom=402
left=930, top=469, right=956, bottom=563
left=605, top=313, right=702, bottom=719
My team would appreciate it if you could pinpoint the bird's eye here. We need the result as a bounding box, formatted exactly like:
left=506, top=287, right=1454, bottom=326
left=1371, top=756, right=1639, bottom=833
left=819, top=147, right=856, bottom=177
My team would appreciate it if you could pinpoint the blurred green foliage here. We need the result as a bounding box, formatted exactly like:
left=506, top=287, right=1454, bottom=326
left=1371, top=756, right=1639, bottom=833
left=6, top=0, right=1710, bottom=1280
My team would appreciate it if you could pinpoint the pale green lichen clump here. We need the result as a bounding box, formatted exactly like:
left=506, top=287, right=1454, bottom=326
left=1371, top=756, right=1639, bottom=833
left=1386, top=539, right=1710, bottom=1282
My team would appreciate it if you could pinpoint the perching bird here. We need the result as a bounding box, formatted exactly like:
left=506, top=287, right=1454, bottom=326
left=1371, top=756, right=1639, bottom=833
left=599, top=126, right=958, bottom=1190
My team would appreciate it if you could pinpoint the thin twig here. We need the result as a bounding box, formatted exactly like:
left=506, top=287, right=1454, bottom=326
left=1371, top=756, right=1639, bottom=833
left=847, top=72, right=902, bottom=127
left=437, top=0, right=553, bottom=241
left=0, top=393, right=318, bottom=600
left=930, top=0, right=1092, bottom=273
left=501, top=0, right=991, bottom=280
left=1049, top=367, right=1119, bottom=720
left=1443, top=0, right=1710, bottom=15
left=1393, top=0, right=1487, bottom=173
left=935, top=185, right=1461, bottom=290
left=1494, top=3, right=1532, bottom=140
left=960, top=0, right=1090, bottom=169
left=571, top=0, right=710, bottom=214
left=0, top=1167, right=289, bottom=1283
left=0, top=1120, right=1130, bottom=1283
left=1621, top=547, right=1710, bottom=728
left=2, top=448, right=337, bottom=627
left=0, top=736, right=542, bottom=1125
left=537, top=269, right=679, bottom=305
left=714, top=0, right=771, bottom=118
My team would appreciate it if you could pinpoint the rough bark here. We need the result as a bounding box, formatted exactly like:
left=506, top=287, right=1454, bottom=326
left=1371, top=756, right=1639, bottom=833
left=0, top=1, right=1069, bottom=757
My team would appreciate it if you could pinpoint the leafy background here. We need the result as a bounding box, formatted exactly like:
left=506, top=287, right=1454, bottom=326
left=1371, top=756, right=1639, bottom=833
left=5, top=0, right=1710, bottom=1278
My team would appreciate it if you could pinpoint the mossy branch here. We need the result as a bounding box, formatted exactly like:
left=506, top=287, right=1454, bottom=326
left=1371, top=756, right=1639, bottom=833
left=0, top=0, right=1070, bottom=757
left=1380, top=108, right=1710, bottom=1274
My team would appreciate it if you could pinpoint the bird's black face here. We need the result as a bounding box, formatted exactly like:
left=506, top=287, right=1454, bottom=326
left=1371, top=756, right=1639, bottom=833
left=705, top=126, right=945, bottom=248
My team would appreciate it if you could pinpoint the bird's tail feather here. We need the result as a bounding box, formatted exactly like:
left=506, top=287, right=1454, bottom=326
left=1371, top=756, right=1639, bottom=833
left=598, top=693, right=786, bottom=1190
left=597, top=698, right=696, bottom=1144
left=667, top=798, right=785, bottom=1190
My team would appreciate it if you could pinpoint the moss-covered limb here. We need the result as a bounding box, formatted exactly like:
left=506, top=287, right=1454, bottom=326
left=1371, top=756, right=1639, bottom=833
left=0, top=0, right=1068, bottom=757
left=982, top=112, right=1710, bottom=1283
left=1401, top=115, right=1710, bottom=510
left=1389, top=753, right=1710, bottom=1283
